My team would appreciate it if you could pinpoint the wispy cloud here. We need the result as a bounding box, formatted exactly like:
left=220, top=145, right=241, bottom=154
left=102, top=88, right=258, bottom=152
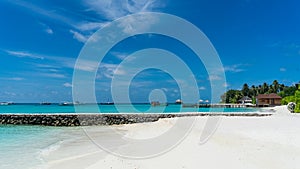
left=5, top=50, right=44, bottom=59
left=208, top=75, right=221, bottom=81
left=39, top=22, right=54, bottom=34
left=32, top=63, right=60, bottom=69
left=45, top=28, right=53, bottom=34
left=75, top=59, right=99, bottom=72
left=39, top=73, right=66, bottom=78
left=224, top=64, right=247, bottom=73
left=6, top=50, right=76, bottom=69
left=98, top=63, right=124, bottom=79
left=199, top=86, right=206, bottom=90
left=110, top=51, right=128, bottom=60
left=0, top=77, right=25, bottom=81
left=84, top=0, right=163, bottom=20
left=63, top=82, right=73, bottom=87
left=9, top=77, right=24, bottom=81
left=8, top=0, right=165, bottom=44
left=69, top=30, right=88, bottom=43
left=280, top=68, right=286, bottom=72
left=9, top=1, right=75, bottom=28
left=75, top=22, right=109, bottom=32
left=118, top=13, right=158, bottom=34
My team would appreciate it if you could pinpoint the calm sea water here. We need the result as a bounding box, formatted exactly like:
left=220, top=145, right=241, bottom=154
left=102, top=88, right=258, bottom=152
left=0, top=104, right=258, bottom=169
left=0, top=103, right=257, bottom=114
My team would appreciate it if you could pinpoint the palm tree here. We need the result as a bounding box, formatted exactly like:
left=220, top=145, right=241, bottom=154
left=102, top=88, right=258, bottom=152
left=242, top=83, right=250, bottom=96
left=279, top=84, right=285, bottom=92
left=262, top=82, right=269, bottom=93
left=272, top=80, right=279, bottom=93
left=258, top=85, right=263, bottom=94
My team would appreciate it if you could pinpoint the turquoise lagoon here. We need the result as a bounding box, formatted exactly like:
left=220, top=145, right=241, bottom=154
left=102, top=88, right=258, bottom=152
left=0, top=103, right=257, bottom=114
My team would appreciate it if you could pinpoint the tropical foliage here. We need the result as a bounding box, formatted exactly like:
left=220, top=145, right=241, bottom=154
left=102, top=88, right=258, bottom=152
left=295, top=86, right=300, bottom=113
left=221, top=80, right=299, bottom=105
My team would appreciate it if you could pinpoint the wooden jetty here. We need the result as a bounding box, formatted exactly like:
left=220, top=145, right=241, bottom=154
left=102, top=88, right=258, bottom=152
left=184, top=103, right=256, bottom=108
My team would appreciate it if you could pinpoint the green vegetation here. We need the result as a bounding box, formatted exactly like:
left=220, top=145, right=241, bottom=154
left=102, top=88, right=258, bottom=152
left=281, top=96, right=295, bottom=105
left=295, top=86, right=300, bottom=113
left=221, top=80, right=299, bottom=108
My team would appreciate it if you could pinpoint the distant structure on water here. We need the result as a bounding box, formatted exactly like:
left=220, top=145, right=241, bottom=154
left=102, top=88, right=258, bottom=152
left=41, top=102, right=51, bottom=105
left=175, top=99, right=182, bottom=104
left=0, top=102, right=13, bottom=106
left=59, top=101, right=80, bottom=106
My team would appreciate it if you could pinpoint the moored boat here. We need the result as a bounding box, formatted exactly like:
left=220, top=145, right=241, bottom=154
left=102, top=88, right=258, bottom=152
left=0, top=102, right=9, bottom=106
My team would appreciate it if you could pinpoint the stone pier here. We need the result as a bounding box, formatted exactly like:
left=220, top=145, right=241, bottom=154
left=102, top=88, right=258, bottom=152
left=0, top=113, right=272, bottom=126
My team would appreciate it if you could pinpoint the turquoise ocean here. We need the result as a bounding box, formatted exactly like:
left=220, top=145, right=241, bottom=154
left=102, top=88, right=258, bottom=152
left=0, top=103, right=257, bottom=114
left=0, top=104, right=258, bottom=169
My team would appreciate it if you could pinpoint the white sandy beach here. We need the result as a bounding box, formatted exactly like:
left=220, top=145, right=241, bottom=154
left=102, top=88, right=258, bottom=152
left=43, top=106, right=300, bottom=169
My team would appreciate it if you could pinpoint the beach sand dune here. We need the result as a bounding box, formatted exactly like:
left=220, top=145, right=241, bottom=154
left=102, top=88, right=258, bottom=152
left=44, top=107, right=300, bottom=169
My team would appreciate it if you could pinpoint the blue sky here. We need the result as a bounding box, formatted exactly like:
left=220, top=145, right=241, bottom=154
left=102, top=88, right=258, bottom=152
left=0, top=0, right=299, bottom=103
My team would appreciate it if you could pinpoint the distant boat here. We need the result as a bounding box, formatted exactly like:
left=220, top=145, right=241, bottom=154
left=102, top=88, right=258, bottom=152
left=151, top=101, right=168, bottom=107
left=41, top=102, right=51, bottom=105
left=100, top=98, right=114, bottom=105
left=0, top=102, right=13, bottom=106
left=100, top=102, right=114, bottom=105
left=59, top=102, right=72, bottom=106
left=175, top=99, right=182, bottom=104
left=59, top=101, right=80, bottom=106
left=0, top=102, right=9, bottom=106
left=151, top=101, right=160, bottom=106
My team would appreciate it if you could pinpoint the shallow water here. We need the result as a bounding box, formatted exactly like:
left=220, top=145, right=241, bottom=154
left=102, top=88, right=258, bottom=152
left=0, top=125, right=83, bottom=169
left=0, top=104, right=258, bottom=114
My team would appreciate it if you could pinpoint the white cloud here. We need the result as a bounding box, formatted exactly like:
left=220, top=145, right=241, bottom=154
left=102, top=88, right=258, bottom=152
left=1, top=77, right=24, bottom=81
left=45, top=28, right=53, bottom=34
left=84, top=0, right=161, bottom=20
left=63, top=82, right=73, bottom=87
left=9, top=1, right=74, bottom=28
left=161, top=88, right=168, bottom=92
left=4, top=91, right=17, bottom=96
left=39, top=22, right=54, bottom=35
left=224, top=64, right=246, bottom=73
left=208, top=75, right=221, bottom=81
left=10, top=77, right=24, bottom=81
left=280, top=68, right=286, bottom=72
left=8, top=0, right=165, bottom=46
left=69, top=30, right=88, bottom=43
left=40, top=73, right=66, bottom=78
left=98, top=63, right=121, bottom=78
left=6, top=50, right=44, bottom=59
left=75, top=59, right=99, bottom=72
left=75, top=22, right=109, bottom=32
left=118, top=13, right=158, bottom=34
left=199, top=86, right=206, bottom=90
left=110, top=51, right=128, bottom=60
left=33, top=63, right=60, bottom=69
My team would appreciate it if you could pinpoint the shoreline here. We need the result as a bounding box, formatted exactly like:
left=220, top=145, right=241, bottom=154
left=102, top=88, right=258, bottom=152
left=2, top=105, right=300, bottom=169
left=42, top=111, right=300, bottom=169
